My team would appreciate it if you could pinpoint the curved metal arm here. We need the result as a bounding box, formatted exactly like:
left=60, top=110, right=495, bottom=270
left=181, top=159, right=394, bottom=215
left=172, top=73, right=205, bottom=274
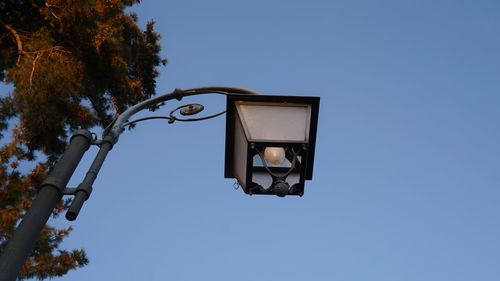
left=107, top=86, right=260, bottom=142
left=65, top=86, right=259, bottom=220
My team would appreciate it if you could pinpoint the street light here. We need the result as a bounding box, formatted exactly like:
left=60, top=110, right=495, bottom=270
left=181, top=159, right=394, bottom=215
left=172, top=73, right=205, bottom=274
left=224, top=94, right=320, bottom=196
left=0, top=86, right=320, bottom=281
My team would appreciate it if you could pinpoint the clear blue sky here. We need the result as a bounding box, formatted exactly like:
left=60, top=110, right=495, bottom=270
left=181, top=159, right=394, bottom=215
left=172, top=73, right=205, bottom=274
left=18, top=0, right=500, bottom=280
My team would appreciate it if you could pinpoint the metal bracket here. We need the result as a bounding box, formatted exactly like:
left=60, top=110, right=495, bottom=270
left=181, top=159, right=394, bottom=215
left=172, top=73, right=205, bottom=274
left=38, top=176, right=66, bottom=193
left=62, top=187, right=77, bottom=195
left=89, top=135, right=116, bottom=149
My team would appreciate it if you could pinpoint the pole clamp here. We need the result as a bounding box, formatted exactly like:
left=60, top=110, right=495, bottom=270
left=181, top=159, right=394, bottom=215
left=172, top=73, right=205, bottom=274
left=38, top=176, right=66, bottom=194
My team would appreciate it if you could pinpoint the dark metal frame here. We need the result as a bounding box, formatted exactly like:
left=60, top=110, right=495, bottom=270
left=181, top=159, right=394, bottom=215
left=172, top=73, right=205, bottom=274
left=247, top=142, right=308, bottom=196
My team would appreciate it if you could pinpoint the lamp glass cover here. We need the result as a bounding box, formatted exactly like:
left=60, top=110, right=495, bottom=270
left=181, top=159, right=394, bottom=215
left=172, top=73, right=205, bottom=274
left=236, top=102, right=311, bottom=142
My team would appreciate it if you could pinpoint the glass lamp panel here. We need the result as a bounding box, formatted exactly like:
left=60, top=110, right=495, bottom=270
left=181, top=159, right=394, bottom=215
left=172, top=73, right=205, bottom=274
left=251, top=172, right=273, bottom=189
left=286, top=173, right=300, bottom=187
left=236, top=102, right=311, bottom=142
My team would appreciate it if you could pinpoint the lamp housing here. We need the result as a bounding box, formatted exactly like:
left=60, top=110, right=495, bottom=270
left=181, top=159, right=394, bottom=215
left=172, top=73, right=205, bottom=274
left=224, top=94, right=319, bottom=196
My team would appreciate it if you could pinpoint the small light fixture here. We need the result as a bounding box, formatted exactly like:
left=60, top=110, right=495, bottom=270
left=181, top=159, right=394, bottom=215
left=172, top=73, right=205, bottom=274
left=224, top=94, right=320, bottom=197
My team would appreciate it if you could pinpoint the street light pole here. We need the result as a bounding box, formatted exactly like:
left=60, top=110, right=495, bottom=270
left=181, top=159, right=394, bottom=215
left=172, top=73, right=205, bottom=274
left=0, top=86, right=319, bottom=281
left=0, top=87, right=259, bottom=281
left=0, top=130, right=93, bottom=281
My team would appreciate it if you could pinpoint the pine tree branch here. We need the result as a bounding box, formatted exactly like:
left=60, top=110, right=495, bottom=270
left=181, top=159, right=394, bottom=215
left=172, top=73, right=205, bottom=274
left=29, top=54, right=41, bottom=89
left=25, top=46, right=70, bottom=55
left=45, top=1, right=61, bottom=20
left=1, top=23, right=25, bottom=66
left=27, top=46, right=69, bottom=88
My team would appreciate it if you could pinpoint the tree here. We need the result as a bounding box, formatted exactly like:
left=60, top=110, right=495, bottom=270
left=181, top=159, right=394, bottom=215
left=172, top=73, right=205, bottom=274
left=0, top=1, right=167, bottom=279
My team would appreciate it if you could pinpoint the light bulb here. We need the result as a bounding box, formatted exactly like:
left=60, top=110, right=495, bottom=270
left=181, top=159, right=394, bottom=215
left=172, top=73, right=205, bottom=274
left=263, top=147, right=286, bottom=165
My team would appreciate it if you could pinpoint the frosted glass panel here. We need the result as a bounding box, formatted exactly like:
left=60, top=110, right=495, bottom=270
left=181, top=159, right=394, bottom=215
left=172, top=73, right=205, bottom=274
left=236, top=102, right=311, bottom=142
left=252, top=172, right=273, bottom=189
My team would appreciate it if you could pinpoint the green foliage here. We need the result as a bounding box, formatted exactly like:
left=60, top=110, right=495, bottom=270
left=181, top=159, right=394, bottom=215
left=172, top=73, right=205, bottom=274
left=0, top=0, right=166, bottom=279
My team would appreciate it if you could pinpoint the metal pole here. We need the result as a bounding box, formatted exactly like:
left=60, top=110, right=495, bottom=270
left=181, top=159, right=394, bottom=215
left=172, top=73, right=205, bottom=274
left=66, top=136, right=114, bottom=221
left=0, top=130, right=92, bottom=281
left=0, top=87, right=259, bottom=281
